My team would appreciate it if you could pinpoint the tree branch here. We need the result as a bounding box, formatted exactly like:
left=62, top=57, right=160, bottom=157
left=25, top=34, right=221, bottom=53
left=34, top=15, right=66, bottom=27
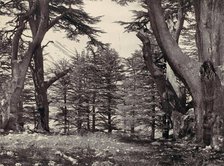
left=47, top=10, right=70, bottom=31
left=31, top=0, right=49, bottom=46
left=174, top=0, right=185, bottom=43
left=47, top=3, right=75, bottom=31
left=148, top=0, right=201, bottom=98
left=11, top=0, right=38, bottom=61
left=11, top=20, right=25, bottom=61
left=45, top=68, right=71, bottom=89
left=137, top=30, right=186, bottom=114
left=42, top=41, right=54, bottom=49
left=20, top=0, right=50, bottom=73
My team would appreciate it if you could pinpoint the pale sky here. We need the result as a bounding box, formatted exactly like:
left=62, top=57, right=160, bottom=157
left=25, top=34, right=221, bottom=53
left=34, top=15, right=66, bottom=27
left=44, top=0, right=142, bottom=65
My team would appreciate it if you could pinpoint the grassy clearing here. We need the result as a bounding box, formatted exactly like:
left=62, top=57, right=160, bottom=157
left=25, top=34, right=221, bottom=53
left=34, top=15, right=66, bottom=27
left=0, top=132, right=146, bottom=153
left=1, top=132, right=224, bottom=165
left=0, top=132, right=151, bottom=165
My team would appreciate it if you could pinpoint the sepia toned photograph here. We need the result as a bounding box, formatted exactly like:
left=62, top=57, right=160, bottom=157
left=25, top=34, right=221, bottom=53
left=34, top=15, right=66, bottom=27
left=1, top=0, right=224, bottom=165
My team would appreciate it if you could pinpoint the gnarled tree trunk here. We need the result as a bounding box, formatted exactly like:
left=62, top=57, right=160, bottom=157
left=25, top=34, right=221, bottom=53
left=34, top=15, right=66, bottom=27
left=147, top=0, right=224, bottom=149
left=0, top=0, right=49, bottom=131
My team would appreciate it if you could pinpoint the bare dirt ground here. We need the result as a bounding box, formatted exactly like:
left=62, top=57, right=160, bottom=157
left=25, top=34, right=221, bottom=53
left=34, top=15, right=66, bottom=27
left=0, top=132, right=224, bottom=166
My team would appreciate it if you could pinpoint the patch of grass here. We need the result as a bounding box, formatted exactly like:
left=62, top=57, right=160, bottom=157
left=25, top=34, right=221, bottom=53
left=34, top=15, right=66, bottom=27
left=1, top=132, right=224, bottom=165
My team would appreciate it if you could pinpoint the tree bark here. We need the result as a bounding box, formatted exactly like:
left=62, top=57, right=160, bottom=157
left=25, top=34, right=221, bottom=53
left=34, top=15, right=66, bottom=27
left=194, top=1, right=224, bottom=149
left=28, top=0, right=50, bottom=132
left=194, top=0, right=224, bottom=65
left=200, top=61, right=224, bottom=149
left=162, top=0, right=187, bottom=139
left=147, top=0, right=202, bottom=142
left=31, top=46, right=50, bottom=132
left=1, top=0, right=49, bottom=131
left=147, top=0, right=224, bottom=148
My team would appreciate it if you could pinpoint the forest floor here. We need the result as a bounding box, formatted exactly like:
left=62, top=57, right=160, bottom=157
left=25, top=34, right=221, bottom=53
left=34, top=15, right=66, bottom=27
left=0, top=132, right=224, bottom=166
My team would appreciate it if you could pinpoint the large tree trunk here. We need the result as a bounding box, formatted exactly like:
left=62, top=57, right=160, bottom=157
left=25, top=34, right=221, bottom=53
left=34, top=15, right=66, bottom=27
left=32, top=46, right=50, bottom=132
left=158, top=0, right=187, bottom=139
left=194, top=0, right=224, bottom=65
left=194, top=0, right=224, bottom=149
left=28, top=1, right=50, bottom=132
left=147, top=0, right=224, bottom=149
left=200, top=61, right=224, bottom=149
left=28, top=0, right=70, bottom=133
left=30, top=45, right=70, bottom=132
left=147, top=0, right=202, bottom=143
left=32, top=88, right=49, bottom=132
left=2, top=62, right=28, bottom=131
left=1, top=1, right=49, bottom=131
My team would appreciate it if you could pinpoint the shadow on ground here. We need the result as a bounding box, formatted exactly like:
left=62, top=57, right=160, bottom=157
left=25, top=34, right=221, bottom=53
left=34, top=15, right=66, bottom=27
left=1, top=133, right=224, bottom=165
